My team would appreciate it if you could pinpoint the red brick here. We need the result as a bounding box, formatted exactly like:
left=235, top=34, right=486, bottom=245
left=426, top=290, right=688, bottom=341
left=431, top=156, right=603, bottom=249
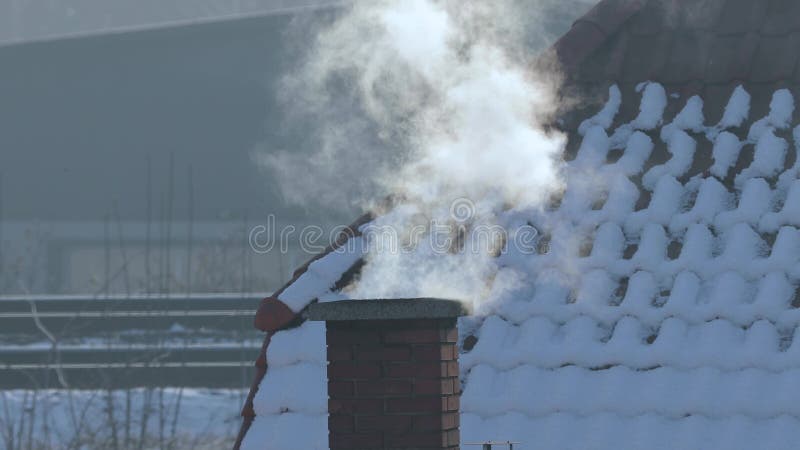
left=446, top=361, right=459, bottom=377
left=415, top=378, right=454, bottom=395
left=327, top=345, right=353, bottom=361
left=386, top=362, right=448, bottom=378
left=356, top=415, right=412, bottom=433
left=328, top=415, right=354, bottom=433
left=328, top=381, right=354, bottom=398
left=356, top=380, right=413, bottom=397
left=446, top=395, right=460, bottom=412
left=447, top=429, right=460, bottom=446
left=413, top=413, right=459, bottom=431
left=383, top=328, right=442, bottom=344
left=357, top=345, right=411, bottom=361
left=328, top=398, right=383, bottom=415
left=327, top=329, right=380, bottom=345
left=329, top=432, right=382, bottom=450
left=328, top=361, right=381, bottom=379
left=386, top=397, right=446, bottom=414
left=413, top=344, right=455, bottom=361
left=385, top=431, right=447, bottom=448
left=443, top=327, right=458, bottom=343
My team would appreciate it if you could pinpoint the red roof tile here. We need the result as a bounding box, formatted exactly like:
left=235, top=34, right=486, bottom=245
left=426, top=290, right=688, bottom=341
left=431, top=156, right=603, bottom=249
left=254, top=297, right=297, bottom=332
left=661, top=31, right=713, bottom=84
left=762, top=0, right=800, bottom=35
left=715, top=0, right=769, bottom=35
left=704, top=33, right=760, bottom=83
left=581, top=0, right=646, bottom=35
left=750, top=34, right=800, bottom=83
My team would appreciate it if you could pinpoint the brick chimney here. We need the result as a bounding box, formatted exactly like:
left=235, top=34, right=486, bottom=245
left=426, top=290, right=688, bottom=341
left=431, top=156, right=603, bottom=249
left=306, top=298, right=470, bottom=450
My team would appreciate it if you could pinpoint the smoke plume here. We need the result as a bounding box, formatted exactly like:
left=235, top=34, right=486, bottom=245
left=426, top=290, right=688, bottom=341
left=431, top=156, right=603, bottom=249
left=259, top=0, right=585, bottom=306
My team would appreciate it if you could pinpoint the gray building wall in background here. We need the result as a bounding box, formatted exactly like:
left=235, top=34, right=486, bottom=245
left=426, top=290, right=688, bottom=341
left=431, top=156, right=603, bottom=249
left=0, top=0, right=340, bottom=46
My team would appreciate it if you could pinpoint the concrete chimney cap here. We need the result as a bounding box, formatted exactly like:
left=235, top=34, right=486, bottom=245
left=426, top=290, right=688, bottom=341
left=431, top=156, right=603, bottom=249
left=304, top=298, right=471, bottom=321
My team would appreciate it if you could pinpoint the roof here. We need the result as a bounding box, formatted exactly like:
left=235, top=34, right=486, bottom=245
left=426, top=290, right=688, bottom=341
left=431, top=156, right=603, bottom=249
left=235, top=1, right=800, bottom=449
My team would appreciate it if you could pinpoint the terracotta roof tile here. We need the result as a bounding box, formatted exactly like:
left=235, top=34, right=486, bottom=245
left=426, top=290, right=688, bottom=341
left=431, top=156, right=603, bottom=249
left=748, top=83, right=783, bottom=121
left=553, top=0, right=645, bottom=70
left=789, top=84, right=800, bottom=121
left=576, top=30, right=629, bottom=82
left=761, top=0, right=800, bottom=36
left=750, top=34, right=800, bottom=83
left=626, top=0, right=672, bottom=36
left=233, top=332, right=272, bottom=450
left=604, top=31, right=629, bottom=81
left=687, top=136, right=715, bottom=179
left=714, top=0, right=769, bottom=35
left=793, top=61, right=800, bottom=84
left=621, top=32, right=673, bottom=82
left=581, top=0, right=646, bottom=35
left=556, top=81, right=611, bottom=132
left=611, top=83, right=646, bottom=129
left=661, top=30, right=713, bottom=83
left=664, top=80, right=704, bottom=100
left=254, top=296, right=298, bottom=332
left=701, top=83, right=742, bottom=125
left=705, top=32, right=760, bottom=83
left=554, top=21, right=608, bottom=70
left=679, top=0, right=727, bottom=30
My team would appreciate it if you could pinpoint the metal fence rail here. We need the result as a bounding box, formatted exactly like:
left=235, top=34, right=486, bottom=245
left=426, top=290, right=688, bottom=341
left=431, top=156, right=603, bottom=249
left=0, top=293, right=264, bottom=389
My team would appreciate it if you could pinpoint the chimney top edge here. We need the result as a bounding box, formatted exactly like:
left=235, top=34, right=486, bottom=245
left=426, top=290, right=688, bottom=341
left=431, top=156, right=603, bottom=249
left=304, top=298, right=471, bottom=322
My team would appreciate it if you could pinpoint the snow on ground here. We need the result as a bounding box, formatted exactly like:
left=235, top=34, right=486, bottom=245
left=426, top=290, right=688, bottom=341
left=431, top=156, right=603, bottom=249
left=1, top=388, right=244, bottom=450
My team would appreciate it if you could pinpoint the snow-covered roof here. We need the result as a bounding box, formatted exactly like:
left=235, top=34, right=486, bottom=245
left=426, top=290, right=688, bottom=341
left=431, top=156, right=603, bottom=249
left=235, top=1, right=800, bottom=449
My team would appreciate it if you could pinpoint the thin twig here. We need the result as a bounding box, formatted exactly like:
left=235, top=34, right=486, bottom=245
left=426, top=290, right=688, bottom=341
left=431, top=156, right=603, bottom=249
left=105, top=388, right=120, bottom=450
left=146, top=154, right=152, bottom=294
left=21, top=281, right=68, bottom=389
left=113, top=201, right=131, bottom=296
left=0, top=391, right=15, bottom=450
left=136, top=388, right=152, bottom=450
left=165, top=152, right=174, bottom=296
left=0, top=171, right=5, bottom=295
left=168, top=386, right=184, bottom=450
left=24, top=390, right=36, bottom=450
left=124, top=388, right=132, bottom=449
left=186, top=164, right=194, bottom=297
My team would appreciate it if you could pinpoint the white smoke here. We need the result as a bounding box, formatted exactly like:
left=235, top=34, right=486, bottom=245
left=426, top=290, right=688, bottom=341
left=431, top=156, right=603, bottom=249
left=261, top=0, right=580, bottom=305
